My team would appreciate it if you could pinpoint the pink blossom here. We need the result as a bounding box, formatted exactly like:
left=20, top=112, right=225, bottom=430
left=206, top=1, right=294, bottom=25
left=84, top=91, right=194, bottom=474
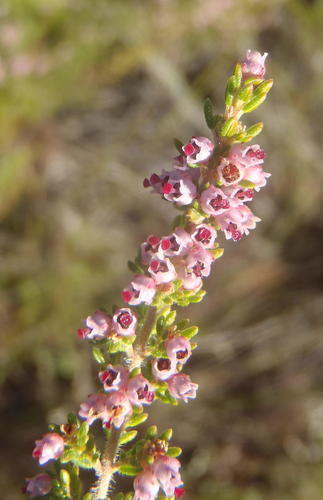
left=144, top=170, right=197, bottom=206
left=78, top=393, right=111, bottom=426
left=78, top=311, right=111, bottom=340
left=99, top=365, right=129, bottom=392
left=140, top=235, right=163, bottom=265
left=200, top=185, right=231, bottom=216
left=191, top=223, right=217, bottom=248
left=133, top=468, right=160, bottom=500
left=177, top=264, right=202, bottom=291
left=32, top=433, right=64, bottom=465
left=217, top=157, right=244, bottom=186
left=182, top=136, right=214, bottom=165
left=168, top=374, right=198, bottom=402
left=127, top=374, right=155, bottom=406
left=241, top=50, right=267, bottom=79
left=148, top=257, right=177, bottom=284
left=242, top=165, right=271, bottom=192
left=161, top=227, right=192, bottom=258
left=185, top=245, right=214, bottom=279
left=122, top=275, right=156, bottom=306
left=152, top=358, right=177, bottom=381
left=153, top=455, right=183, bottom=497
left=106, top=391, right=132, bottom=428
left=165, top=336, right=191, bottom=365
left=25, top=473, right=52, bottom=497
left=112, top=308, right=137, bottom=336
left=230, top=144, right=265, bottom=168
left=217, top=204, right=261, bottom=241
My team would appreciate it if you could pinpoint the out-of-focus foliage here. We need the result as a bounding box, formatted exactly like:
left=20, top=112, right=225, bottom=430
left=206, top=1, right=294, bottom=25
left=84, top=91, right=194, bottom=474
left=1, top=0, right=323, bottom=498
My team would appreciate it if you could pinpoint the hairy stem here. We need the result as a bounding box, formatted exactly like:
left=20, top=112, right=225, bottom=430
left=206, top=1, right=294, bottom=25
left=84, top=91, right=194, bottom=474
left=94, top=426, right=124, bottom=500
left=130, top=306, right=157, bottom=370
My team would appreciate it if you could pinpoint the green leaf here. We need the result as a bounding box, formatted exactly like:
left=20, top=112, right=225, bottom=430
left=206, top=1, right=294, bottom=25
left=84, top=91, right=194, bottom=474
left=239, top=180, right=255, bottom=189
left=119, top=464, right=143, bottom=476
left=254, top=78, right=273, bottom=96
left=225, top=76, right=236, bottom=106
left=146, top=425, right=158, bottom=438
left=203, top=98, right=216, bottom=129
left=165, top=310, right=176, bottom=326
left=174, top=138, right=183, bottom=154
left=59, top=469, right=70, bottom=488
left=83, top=494, right=93, bottom=500
left=234, top=63, right=243, bottom=88
left=120, top=430, right=138, bottom=445
left=114, top=494, right=125, bottom=500
left=78, top=422, right=89, bottom=447
left=67, top=413, right=78, bottom=425
left=125, top=493, right=134, bottom=500
left=243, top=94, right=267, bottom=113
left=167, top=447, right=182, bottom=457
left=126, top=413, right=148, bottom=428
left=92, top=347, right=105, bottom=365
left=237, top=83, right=253, bottom=103
left=181, top=326, right=198, bottom=339
left=211, top=247, right=224, bottom=259
left=220, top=117, right=238, bottom=137
left=159, top=428, right=173, bottom=441
left=176, top=319, right=190, bottom=330
left=244, top=122, right=263, bottom=139
left=128, top=260, right=144, bottom=274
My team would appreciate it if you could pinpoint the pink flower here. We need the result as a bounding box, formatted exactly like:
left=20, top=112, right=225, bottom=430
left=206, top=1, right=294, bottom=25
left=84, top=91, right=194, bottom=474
left=106, top=392, right=132, bottom=428
left=78, top=311, right=111, bottom=340
left=153, top=455, right=183, bottom=497
left=230, top=144, right=265, bottom=168
left=32, top=433, right=64, bottom=465
left=217, top=157, right=244, bottom=186
left=25, top=473, right=52, bottom=497
left=134, top=468, right=160, bottom=500
left=144, top=170, right=197, bottom=206
left=78, top=393, right=111, bottom=426
left=182, top=136, right=214, bottom=165
left=177, top=264, right=202, bottom=291
left=148, top=257, right=177, bottom=284
left=216, top=205, right=261, bottom=241
left=152, top=358, right=177, bottom=381
left=191, top=223, right=217, bottom=248
left=241, top=50, right=267, bottom=79
left=242, top=165, right=271, bottom=192
left=185, top=245, right=214, bottom=279
left=112, top=308, right=137, bottom=336
left=200, top=185, right=231, bottom=216
left=122, top=275, right=156, bottom=306
left=140, top=235, right=163, bottom=265
left=99, top=365, right=129, bottom=392
left=127, top=374, right=155, bottom=406
left=165, top=336, right=191, bottom=365
left=168, top=374, right=198, bottom=402
left=161, top=227, right=192, bottom=258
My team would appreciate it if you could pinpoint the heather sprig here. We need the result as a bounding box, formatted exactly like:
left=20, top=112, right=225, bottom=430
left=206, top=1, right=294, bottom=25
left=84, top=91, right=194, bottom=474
left=25, top=50, right=272, bottom=500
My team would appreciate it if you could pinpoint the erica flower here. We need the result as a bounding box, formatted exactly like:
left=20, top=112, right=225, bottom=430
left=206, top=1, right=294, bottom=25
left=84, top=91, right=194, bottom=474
left=241, top=50, right=267, bottom=79
left=105, top=392, right=132, bottom=428
left=112, top=307, right=137, bottom=336
left=32, top=433, right=64, bottom=466
left=78, top=311, right=111, bottom=340
left=185, top=245, right=214, bottom=279
left=217, top=157, right=244, bottom=186
left=153, top=455, right=183, bottom=497
left=144, top=170, right=197, bottom=206
left=168, top=374, right=198, bottom=402
left=122, top=275, right=156, bottom=306
left=25, top=473, right=52, bottom=497
left=133, top=468, right=160, bottom=500
left=140, top=235, right=163, bottom=265
left=78, top=393, right=111, bottom=426
left=99, top=364, right=129, bottom=392
left=165, top=336, right=191, bottom=365
left=161, top=227, right=192, bottom=258
left=191, top=223, right=217, bottom=249
left=182, top=136, right=214, bottom=165
left=200, top=185, right=231, bottom=216
left=127, top=374, right=155, bottom=406
left=152, top=358, right=177, bottom=381
left=216, top=205, right=261, bottom=241
left=148, top=257, right=177, bottom=284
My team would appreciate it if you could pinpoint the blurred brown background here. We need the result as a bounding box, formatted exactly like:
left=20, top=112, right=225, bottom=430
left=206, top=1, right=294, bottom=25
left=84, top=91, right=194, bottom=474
left=1, top=0, right=323, bottom=498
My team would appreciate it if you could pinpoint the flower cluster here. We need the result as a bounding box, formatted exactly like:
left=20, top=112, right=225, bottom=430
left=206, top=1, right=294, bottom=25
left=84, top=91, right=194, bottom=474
left=25, top=50, right=272, bottom=500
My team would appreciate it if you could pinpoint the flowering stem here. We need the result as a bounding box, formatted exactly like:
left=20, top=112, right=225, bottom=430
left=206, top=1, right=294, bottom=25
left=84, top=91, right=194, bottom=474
left=94, top=426, right=124, bottom=500
left=130, top=306, right=157, bottom=370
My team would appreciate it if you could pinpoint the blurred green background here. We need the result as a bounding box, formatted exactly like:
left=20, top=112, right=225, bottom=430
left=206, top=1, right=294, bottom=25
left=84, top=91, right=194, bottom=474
left=1, top=0, right=323, bottom=498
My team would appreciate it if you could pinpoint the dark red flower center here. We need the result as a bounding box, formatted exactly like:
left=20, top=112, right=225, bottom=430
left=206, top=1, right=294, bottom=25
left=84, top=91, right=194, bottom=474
left=157, top=358, right=172, bottom=371
left=210, top=195, right=230, bottom=211
left=222, top=163, right=240, bottom=183
left=101, top=369, right=118, bottom=386
left=192, top=261, right=205, bottom=277
left=176, top=349, right=188, bottom=360
left=195, top=227, right=211, bottom=244
left=117, top=311, right=133, bottom=329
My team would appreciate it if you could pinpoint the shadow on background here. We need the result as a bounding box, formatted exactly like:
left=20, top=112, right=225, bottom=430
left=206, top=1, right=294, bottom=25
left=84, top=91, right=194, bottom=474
left=1, top=0, right=323, bottom=498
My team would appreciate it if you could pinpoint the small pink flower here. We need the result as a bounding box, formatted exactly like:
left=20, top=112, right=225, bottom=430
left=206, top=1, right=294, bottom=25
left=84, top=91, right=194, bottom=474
left=78, top=393, right=111, bottom=426
left=152, top=358, right=177, bottom=381
left=182, top=136, right=214, bottom=165
left=140, top=235, right=163, bottom=265
left=185, top=245, right=214, bottom=279
left=134, top=468, right=160, bottom=500
left=122, top=275, right=156, bottom=306
left=25, top=473, right=52, bottom=497
left=177, top=264, right=202, bottom=291
left=168, top=374, right=198, bottom=402
left=217, top=158, right=244, bottom=186
left=230, top=144, right=265, bottom=168
left=99, top=365, right=129, bottom=392
left=241, top=50, right=268, bottom=79
left=127, top=374, right=155, bottom=406
left=165, top=336, right=191, bottom=365
left=242, top=165, right=271, bottom=192
left=216, top=205, right=261, bottom=241
left=32, top=433, right=64, bottom=466
left=191, top=223, right=217, bottom=248
left=78, top=311, right=111, bottom=340
left=144, top=170, right=197, bottom=206
left=161, top=228, right=192, bottom=258
left=148, top=257, right=177, bottom=284
left=106, top=391, right=132, bottom=428
left=153, top=455, right=183, bottom=497
left=200, top=185, right=231, bottom=216
left=112, top=308, right=137, bottom=336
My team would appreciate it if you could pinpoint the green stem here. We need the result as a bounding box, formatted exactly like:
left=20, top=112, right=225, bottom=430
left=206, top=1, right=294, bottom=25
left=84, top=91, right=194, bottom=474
left=93, top=426, right=124, bottom=500
left=130, top=306, right=157, bottom=370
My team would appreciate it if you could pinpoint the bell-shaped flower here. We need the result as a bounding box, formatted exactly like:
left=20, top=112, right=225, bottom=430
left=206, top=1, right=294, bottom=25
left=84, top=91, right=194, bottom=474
left=216, top=205, right=261, bottom=241
left=160, top=227, right=192, bottom=258
left=241, top=50, right=267, bottom=79
left=148, top=257, right=177, bottom=284
left=165, top=336, right=191, bottom=365
left=144, top=170, right=197, bottom=206
left=200, top=185, right=231, bottom=216
left=152, top=455, right=183, bottom=497
left=133, top=468, right=160, bottom=500
left=191, top=223, right=217, bottom=249
left=140, top=235, right=163, bottom=265
left=78, top=393, right=111, bottom=426
left=112, top=307, right=137, bottom=336
left=122, top=275, right=156, bottom=306
left=25, top=473, right=52, bottom=497
left=106, top=391, right=132, bottom=428
left=99, top=364, right=129, bottom=392
left=32, top=433, right=64, bottom=466
left=127, top=374, right=155, bottom=406
left=168, top=373, right=198, bottom=402
left=217, top=158, right=245, bottom=186
left=182, top=136, right=214, bottom=165
left=152, top=357, right=177, bottom=381
left=78, top=310, right=111, bottom=340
